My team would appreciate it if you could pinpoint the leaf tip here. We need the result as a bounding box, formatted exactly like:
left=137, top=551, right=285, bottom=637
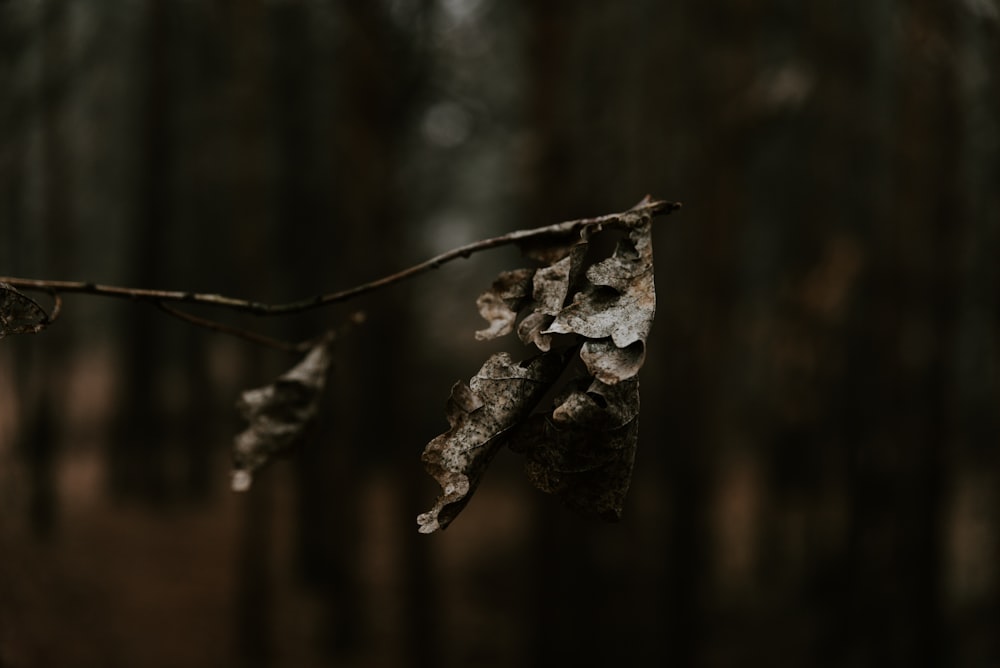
left=416, top=512, right=440, bottom=534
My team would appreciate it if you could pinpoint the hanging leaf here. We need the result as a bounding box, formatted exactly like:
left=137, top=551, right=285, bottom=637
left=0, top=283, right=51, bottom=339
left=473, top=207, right=655, bottom=384
left=544, top=217, right=655, bottom=383
left=510, top=376, right=639, bottom=521
left=420, top=197, right=677, bottom=531
left=231, top=336, right=336, bottom=491
left=417, top=351, right=566, bottom=533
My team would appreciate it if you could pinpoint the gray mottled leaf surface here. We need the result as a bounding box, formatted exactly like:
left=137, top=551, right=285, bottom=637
left=510, top=376, right=639, bottom=521
left=0, top=283, right=51, bottom=339
left=417, top=351, right=565, bottom=533
left=422, top=198, right=671, bottom=531
left=231, top=338, right=335, bottom=491
left=544, top=219, right=655, bottom=383
left=475, top=268, right=534, bottom=341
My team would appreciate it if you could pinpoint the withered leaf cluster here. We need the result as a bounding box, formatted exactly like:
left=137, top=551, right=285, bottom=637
left=419, top=200, right=661, bottom=533
left=231, top=336, right=335, bottom=491
left=0, top=283, right=51, bottom=339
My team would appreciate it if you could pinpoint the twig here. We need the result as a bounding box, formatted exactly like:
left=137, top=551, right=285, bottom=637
left=0, top=198, right=680, bottom=316
left=0, top=197, right=680, bottom=346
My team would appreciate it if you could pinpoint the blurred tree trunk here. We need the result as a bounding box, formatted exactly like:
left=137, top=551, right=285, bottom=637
left=215, top=1, right=281, bottom=664
left=649, top=1, right=760, bottom=663
left=950, top=6, right=1000, bottom=662
left=328, top=4, right=436, bottom=665
left=839, top=2, right=960, bottom=665
left=267, top=2, right=366, bottom=659
left=109, top=0, right=171, bottom=505
left=17, top=0, right=77, bottom=538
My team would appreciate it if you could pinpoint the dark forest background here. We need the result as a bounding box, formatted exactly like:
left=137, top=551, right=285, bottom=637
left=1, top=1, right=999, bottom=666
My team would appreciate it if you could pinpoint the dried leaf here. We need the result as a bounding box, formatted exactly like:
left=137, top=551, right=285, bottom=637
left=475, top=268, right=534, bottom=341
left=473, top=214, right=654, bottom=384
left=579, top=339, right=646, bottom=387
left=530, top=245, right=588, bottom=316
left=417, top=351, right=566, bottom=533
left=0, top=283, right=51, bottom=339
left=476, top=235, right=590, bottom=351
left=231, top=337, right=335, bottom=491
left=510, top=376, right=639, bottom=521
left=423, top=198, right=673, bottom=531
left=544, top=219, right=655, bottom=383
left=516, top=311, right=556, bottom=352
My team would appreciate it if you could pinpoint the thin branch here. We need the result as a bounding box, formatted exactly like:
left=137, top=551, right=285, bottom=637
left=0, top=198, right=680, bottom=319
left=157, top=302, right=365, bottom=353
left=155, top=302, right=311, bottom=353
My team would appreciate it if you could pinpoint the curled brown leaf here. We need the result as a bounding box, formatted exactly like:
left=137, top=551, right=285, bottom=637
left=423, top=198, right=674, bottom=531
left=544, top=219, right=655, bottom=383
left=475, top=268, right=534, bottom=341
left=0, top=283, right=52, bottom=339
left=510, top=376, right=639, bottom=521
left=417, top=351, right=566, bottom=533
left=231, top=336, right=335, bottom=491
